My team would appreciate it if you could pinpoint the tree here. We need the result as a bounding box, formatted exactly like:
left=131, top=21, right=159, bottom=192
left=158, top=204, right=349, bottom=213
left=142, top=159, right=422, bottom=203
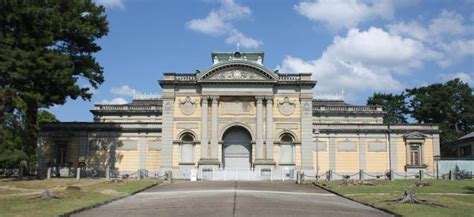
left=38, top=110, right=59, bottom=123
left=0, top=0, right=108, bottom=167
left=406, top=79, right=474, bottom=155
left=367, top=93, right=409, bottom=124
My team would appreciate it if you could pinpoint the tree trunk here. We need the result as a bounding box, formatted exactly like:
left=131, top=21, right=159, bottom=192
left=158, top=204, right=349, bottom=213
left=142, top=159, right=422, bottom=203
left=22, top=96, right=39, bottom=177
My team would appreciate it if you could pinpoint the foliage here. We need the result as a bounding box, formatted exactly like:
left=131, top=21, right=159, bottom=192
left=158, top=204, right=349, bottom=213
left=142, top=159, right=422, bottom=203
left=405, top=79, right=474, bottom=154
left=0, top=0, right=108, bottom=167
left=368, top=79, right=473, bottom=156
left=367, top=92, right=409, bottom=124
left=38, top=110, right=59, bottom=123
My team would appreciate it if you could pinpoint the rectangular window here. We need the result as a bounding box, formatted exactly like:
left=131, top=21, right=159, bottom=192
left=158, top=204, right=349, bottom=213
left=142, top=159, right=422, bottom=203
left=409, top=144, right=421, bottom=166
left=56, top=143, right=68, bottom=165
left=460, top=145, right=472, bottom=157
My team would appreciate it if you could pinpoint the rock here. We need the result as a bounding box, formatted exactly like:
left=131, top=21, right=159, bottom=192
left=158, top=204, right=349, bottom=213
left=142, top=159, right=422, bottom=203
left=34, top=189, right=59, bottom=199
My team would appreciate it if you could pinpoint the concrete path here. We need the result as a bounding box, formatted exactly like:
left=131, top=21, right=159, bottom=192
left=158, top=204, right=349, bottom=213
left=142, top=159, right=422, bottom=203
left=73, top=181, right=391, bottom=217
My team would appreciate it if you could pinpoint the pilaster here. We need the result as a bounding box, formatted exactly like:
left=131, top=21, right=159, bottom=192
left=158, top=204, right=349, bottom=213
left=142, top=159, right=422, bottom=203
left=210, top=96, right=219, bottom=160
left=265, top=96, right=274, bottom=161
left=255, top=96, right=264, bottom=160
left=200, top=96, right=209, bottom=159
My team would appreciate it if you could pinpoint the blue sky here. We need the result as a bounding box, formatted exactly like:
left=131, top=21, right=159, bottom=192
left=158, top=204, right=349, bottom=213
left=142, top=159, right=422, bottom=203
left=51, top=0, right=474, bottom=121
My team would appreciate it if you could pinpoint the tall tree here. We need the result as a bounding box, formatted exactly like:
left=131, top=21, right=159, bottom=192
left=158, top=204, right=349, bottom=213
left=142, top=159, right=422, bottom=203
left=367, top=92, right=409, bottom=124
left=406, top=79, right=474, bottom=154
left=0, top=0, right=108, bottom=165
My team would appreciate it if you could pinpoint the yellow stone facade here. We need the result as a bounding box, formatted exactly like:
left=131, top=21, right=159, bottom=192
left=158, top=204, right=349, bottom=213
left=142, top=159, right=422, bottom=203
left=38, top=51, right=440, bottom=179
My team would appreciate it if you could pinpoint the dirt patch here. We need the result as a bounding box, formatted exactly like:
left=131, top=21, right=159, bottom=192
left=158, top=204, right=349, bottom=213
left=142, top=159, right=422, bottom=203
left=100, top=189, right=121, bottom=196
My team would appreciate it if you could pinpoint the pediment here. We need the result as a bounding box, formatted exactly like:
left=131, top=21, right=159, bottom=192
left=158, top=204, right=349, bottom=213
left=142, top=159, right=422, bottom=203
left=206, top=68, right=267, bottom=81
left=198, top=61, right=278, bottom=81
left=403, top=131, right=426, bottom=139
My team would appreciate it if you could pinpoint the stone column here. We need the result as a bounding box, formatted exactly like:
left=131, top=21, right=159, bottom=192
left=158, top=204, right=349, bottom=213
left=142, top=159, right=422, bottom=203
left=256, top=96, right=264, bottom=160
left=300, top=99, right=314, bottom=171
left=160, top=98, right=174, bottom=169
left=210, top=96, right=219, bottom=159
left=201, top=96, right=209, bottom=159
left=265, top=97, right=273, bottom=160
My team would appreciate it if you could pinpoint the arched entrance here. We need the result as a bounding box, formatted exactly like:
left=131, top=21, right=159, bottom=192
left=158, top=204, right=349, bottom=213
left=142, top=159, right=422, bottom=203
left=222, top=126, right=252, bottom=170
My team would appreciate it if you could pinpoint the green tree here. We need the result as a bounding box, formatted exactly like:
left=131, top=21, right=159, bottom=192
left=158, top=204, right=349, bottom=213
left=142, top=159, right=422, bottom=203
left=367, top=92, right=409, bottom=124
left=0, top=0, right=108, bottom=167
left=38, top=110, right=59, bottom=123
left=406, top=79, right=474, bottom=155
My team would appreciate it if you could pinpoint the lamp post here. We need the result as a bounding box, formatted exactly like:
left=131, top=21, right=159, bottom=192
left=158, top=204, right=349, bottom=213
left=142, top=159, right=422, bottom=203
left=434, top=155, right=440, bottom=180
left=313, top=129, right=320, bottom=180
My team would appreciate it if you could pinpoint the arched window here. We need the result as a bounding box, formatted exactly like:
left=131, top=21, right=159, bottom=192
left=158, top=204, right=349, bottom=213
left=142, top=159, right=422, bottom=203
left=280, top=133, right=295, bottom=164
left=180, top=133, right=195, bottom=163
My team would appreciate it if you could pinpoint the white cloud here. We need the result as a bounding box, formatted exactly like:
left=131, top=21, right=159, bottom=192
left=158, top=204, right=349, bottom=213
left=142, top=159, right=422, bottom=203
left=96, top=97, right=128, bottom=105
left=388, top=10, right=474, bottom=67
left=110, top=85, right=139, bottom=97
left=186, top=0, right=262, bottom=48
left=294, top=0, right=394, bottom=30
left=278, top=27, right=444, bottom=94
left=94, top=0, right=125, bottom=9
left=440, top=72, right=473, bottom=84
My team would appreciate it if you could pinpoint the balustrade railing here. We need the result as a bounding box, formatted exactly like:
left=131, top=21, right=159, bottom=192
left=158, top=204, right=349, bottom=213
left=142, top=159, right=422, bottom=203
left=279, top=74, right=301, bottom=81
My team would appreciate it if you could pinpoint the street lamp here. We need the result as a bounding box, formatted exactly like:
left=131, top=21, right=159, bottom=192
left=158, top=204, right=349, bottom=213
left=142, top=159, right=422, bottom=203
left=434, top=155, right=441, bottom=179
left=313, top=129, right=320, bottom=180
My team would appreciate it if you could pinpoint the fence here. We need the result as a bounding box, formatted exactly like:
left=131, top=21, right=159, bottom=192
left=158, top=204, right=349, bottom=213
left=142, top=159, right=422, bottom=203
left=162, top=168, right=297, bottom=181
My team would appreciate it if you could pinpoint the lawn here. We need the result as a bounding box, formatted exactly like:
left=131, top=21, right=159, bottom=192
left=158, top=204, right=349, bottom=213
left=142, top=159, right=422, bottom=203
left=0, top=178, right=160, bottom=217
left=314, top=179, right=474, bottom=217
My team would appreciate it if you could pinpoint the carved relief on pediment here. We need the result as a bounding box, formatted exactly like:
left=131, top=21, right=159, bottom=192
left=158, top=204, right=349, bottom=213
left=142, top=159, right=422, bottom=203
left=179, top=96, right=196, bottom=115
left=207, top=69, right=266, bottom=80
left=278, top=97, right=296, bottom=116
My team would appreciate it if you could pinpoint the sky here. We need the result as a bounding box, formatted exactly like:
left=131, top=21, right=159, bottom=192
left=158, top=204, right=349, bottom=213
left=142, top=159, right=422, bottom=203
left=51, top=0, right=474, bottom=121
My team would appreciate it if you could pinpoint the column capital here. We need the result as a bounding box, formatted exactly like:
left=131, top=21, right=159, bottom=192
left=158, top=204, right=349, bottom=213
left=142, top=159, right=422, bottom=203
left=201, top=96, right=209, bottom=102
left=255, top=96, right=264, bottom=102
left=210, top=96, right=220, bottom=101
left=265, top=96, right=273, bottom=102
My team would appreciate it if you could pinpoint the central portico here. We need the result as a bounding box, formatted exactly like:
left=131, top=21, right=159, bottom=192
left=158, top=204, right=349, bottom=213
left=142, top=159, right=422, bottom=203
left=159, top=51, right=315, bottom=173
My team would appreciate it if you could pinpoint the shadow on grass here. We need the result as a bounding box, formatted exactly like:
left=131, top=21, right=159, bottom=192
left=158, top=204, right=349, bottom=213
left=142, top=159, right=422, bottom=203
left=462, top=186, right=474, bottom=194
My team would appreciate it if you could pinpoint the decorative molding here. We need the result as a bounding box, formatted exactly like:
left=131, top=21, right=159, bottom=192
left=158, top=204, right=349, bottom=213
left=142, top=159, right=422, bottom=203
left=273, top=118, right=300, bottom=122
left=275, top=123, right=298, bottom=130
left=338, top=141, right=357, bottom=152
left=176, top=122, right=199, bottom=129
left=207, top=69, right=267, bottom=80
left=117, top=140, right=137, bottom=151
left=148, top=141, right=161, bottom=151
left=179, top=96, right=197, bottom=115
left=277, top=97, right=296, bottom=116
left=221, top=100, right=253, bottom=114
left=174, top=117, right=201, bottom=121
left=368, top=142, right=386, bottom=152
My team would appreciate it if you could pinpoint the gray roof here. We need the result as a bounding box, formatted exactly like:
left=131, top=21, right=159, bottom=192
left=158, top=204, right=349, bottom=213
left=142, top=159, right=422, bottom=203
left=458, top=132, right=474, bottom=140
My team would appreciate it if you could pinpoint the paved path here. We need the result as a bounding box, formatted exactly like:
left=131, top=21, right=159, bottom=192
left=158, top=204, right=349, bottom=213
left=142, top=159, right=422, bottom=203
left=73, top=181, right=391, bottom=217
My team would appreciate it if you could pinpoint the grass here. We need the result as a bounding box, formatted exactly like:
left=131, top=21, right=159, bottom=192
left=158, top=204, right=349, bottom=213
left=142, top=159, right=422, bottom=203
left=0, top=178, right=160, bottom=217
left=314, top=179, right=474, bottom=217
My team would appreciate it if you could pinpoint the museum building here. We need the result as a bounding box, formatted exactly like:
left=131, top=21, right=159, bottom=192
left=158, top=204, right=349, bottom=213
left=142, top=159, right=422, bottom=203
left=38, top=51, right=440, bottom=179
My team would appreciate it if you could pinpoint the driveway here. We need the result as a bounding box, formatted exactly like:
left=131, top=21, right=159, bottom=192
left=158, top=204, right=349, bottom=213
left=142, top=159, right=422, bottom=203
left=73, top=181, right=391, bottom=217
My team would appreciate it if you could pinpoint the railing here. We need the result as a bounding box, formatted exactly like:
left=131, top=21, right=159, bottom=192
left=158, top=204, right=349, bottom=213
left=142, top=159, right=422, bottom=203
left=314, top=105, right=382, bottom=112
left=175, top=74, right=196, bottom=81
left=279, top=74, right=301, bottom=81
left=94, top=105, right=162, bottom=111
